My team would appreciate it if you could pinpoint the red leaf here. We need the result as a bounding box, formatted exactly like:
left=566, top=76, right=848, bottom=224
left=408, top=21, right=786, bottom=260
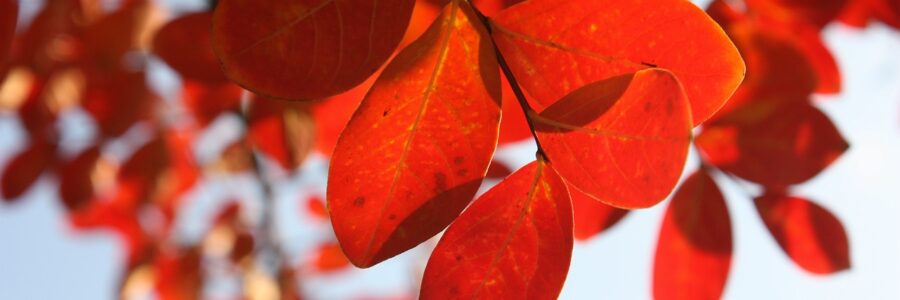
left=312, top=242, right=352, bottom=273
left=653, top=170, right=732, bottom=300
left=755, top=193, right=851, bottom=274
left=311, top=74, right=375, bottom=157
left=117, top=137, right=169, bottom=208
left=485, top=160, right=513, bottom=179
left=696, top=101, right=848, bottom=187
left=58, top=145, right=101, bottom=211
left=571, top=187, right=629, bottom=241
left=152, top=12, right=228, bottom=84
left=1, top=142, right=57, bottom=201
left=79, top=1, right=149, bottom=76
left=305, top=195, right=329, bottom=220
left=532, top=69, right=692, bottom=208
left=496, top=72, right=532, bottom=145
left=82, top=71, right=157, bottom=138
left=420, top=159, right=572, bottom=299
left=155, top=248, right=203, bottom=300
left=491, top=0, right=745, bottom=125
left=247, top=97, right=316, bottom=170
left=181, top=80, right=243, bottom=127
left=0, top=0, right=16, bottom=74
left=14, top=0, right=85, bottom=75
left=746, top=0, right=848, bottom=28
left=327, top=0, right=501, bottom=267
left=212, top=0, right=415, bottom=100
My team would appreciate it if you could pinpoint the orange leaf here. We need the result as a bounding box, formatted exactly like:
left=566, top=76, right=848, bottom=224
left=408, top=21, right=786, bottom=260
left=653, top=170, right=732, bottom=300
left=305, top=195, right=329, bottom=220
left=212, top=0, right=415, bottom=100
left=328, top=0, right=501, bottom=267
left=420, top=159, right=572, bottom=299
left=152, top=12, right=228, bottom=84
left=1, top=142, right=57, bottom=201
left=532, top=69, right=692, bottom=209
left=696, top=101, right=848, bottom=187
left=313, top=242, right=352, bottom=273
left=755, top=193, right=851, bottom=274
left=491, top=0, right=745, bottom=125
left=571, top=187, right=629, bottom=241
left=58, top=145, right=101, bottom=211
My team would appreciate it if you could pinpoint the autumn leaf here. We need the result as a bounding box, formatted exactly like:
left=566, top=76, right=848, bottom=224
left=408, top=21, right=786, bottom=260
left=532, top=69, right=692, bottom=209
left=247, top=96, right=316, bottom=170
left=58, top=145, right=102, bottom=211
left=152, top=12, right=228, bottom=84
left=571, top=187, right=629, bottom=241
left=1, top=142, right=57, bottom=201
left=696, top=101, right=848, bottom=187
left=654, top=170, right=732, bottom=300
left=181, top=80, right=243, bottom=128
left=0, top=0, right=16, bottom=75
left=13, top=0, right=85, bottom=76
left=755, top=192, right=851, bottom=274
left=328, top=0, right=501, bottom=268
left=420, top=159, right=572, bottom=299
left=491, top=0, right=745, bottom=125
left=212, top=0, right=416, bottom=100
left=82, top=71, right=157, bottom=138
left=312, top=242, right=352, bottom=273
left=744, top=0, right=848, bottom=28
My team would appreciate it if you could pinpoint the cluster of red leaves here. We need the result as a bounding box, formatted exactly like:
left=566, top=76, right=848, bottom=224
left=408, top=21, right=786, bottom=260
left=209, top=0, right=752, bottom=297
left=0, top=0, right=387, bottom=299
left=0, top=0, right=883, bottom=298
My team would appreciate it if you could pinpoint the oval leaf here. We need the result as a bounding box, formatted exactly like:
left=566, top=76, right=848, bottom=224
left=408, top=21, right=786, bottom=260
left=1, top=142, right=56, bottom=201
left=58, top=145, right=101, bottom=211
left=328, top=0, right=501, bottom=267
left=532, top=69, right=692, bottom=208
left=492, top=0, right=745, bottom=125
left=153, top=12, right=228, bottom=84
left=755, top=193, right=851, bottom=274
left=696, top=101, right=848, bottom=187
left=653, top=170, right=733, bottom=300
left=212, top=0, right=415, bottom=100
left=420, top=159, right=572, bottom=299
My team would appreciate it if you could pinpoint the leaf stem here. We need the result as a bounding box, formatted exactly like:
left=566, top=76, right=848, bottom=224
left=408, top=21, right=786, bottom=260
left=465, top=0, right=548, bottom=159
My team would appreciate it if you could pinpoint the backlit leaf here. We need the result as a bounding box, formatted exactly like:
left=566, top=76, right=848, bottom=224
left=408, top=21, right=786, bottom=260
left=745, top=0, right=848, bottom=28
left=312, top=242, right=352, bottom=273
left=328, top=0, right=501, bottom=267
left=420, top=159, right=572, bottom=299
left=571, top=187, right=629, bottom=241
left=247, top=96, right=316, bottom=170
left=1, top=142, right=57, bottom=201
left=696, top=101, right=848, bottom=187
left=653, top=170, right=732, bottom=300
left=532, top=69, right=692, bottom=209
left=0, top=0, right=16, bottom=74
left=212, top=0, right=415, bottom=100
left=58, top=145, right=101, bottom=211
left=492, top=0, right=745, bottom=125
left=153, top=12, right=228, bottom=84
left=755, top=193, right=851, bottom=274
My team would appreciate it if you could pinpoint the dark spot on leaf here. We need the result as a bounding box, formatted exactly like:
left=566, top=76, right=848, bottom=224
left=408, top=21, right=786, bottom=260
left=453, top=156, right=465, bottom=165
left=449, top=286, right=459, bottom=295
left=383, top=108, right=391, bottom=116
left=389, top=213, right=397, bottom=221
left=666, top=98, right=674, bottom=115
left=641, top=61, right=658, bottom=68
left=353, top=197, right=365, bottom=207
left=456, top=169, right=468, bottom=177
left=644, top=101, right=652, bottom=112
left=434, top=172, right=447, bottom=191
